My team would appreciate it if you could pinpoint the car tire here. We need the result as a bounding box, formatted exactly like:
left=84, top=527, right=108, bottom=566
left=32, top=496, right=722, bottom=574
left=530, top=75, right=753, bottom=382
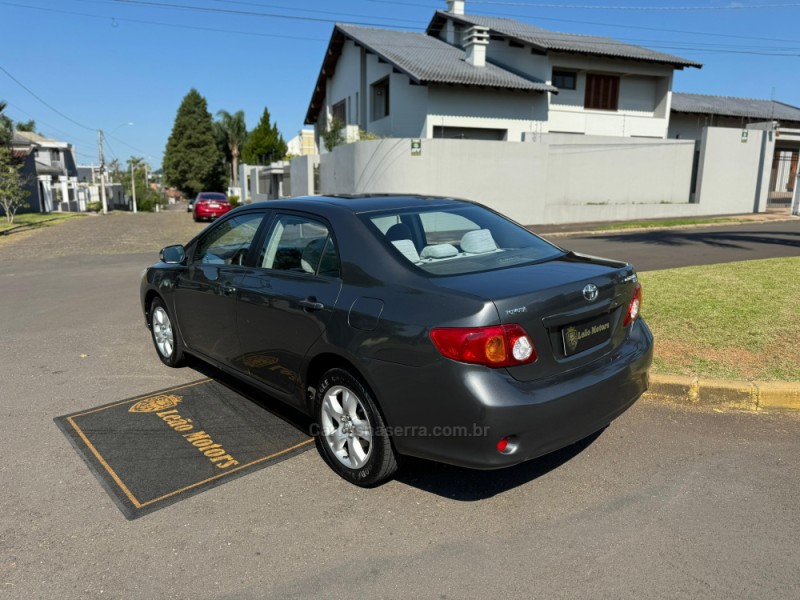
left=149, top=297, right=185, bottom=367
left=314, top=368, right=399, bottom=486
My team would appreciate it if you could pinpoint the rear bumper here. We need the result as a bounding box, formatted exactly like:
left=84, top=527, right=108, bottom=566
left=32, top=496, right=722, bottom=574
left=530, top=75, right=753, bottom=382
left=195, top=206, right=230, bottom=219
left=368, top=319, right=653, bottom=469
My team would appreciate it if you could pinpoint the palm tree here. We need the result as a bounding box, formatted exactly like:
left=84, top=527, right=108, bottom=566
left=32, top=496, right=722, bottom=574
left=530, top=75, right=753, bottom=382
left=0, top=101, right=13, bottom=146
left=108, top=158, right=121, bottom=183
left=215, top=110, right=248, bottom=188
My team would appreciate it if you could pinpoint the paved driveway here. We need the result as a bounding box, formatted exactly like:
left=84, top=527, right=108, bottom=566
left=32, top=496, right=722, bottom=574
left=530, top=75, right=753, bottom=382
left=2, top=212, right=799, bottom=599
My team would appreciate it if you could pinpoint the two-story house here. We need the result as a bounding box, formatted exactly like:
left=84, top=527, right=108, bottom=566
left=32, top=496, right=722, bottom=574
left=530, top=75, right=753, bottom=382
left=304, top=0, right=701, bottom=145
left=11, top=130, right=79, bottom=213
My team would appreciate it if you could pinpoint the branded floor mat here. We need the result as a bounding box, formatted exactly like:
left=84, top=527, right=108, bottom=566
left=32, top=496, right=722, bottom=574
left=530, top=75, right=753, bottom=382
left=55, top=379, right=313, bottom=519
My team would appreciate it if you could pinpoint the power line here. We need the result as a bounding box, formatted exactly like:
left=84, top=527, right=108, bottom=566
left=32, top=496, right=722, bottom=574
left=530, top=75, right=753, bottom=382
left=6, top=0, right=800, bottom=57
left=104, top=131, right=151, bottom=157
left=208, top=0, right=421, bottom=24
left=366, top=0, right=800, bottom=44
left=468, top=0, right=800, bottom=10
left=65, top=0, right=419, bottom=29
left=4, top=102, right=97, bottom=147
left=0, top=65, right=95, bottom=131
left=0, top=1, right=324, bottom=42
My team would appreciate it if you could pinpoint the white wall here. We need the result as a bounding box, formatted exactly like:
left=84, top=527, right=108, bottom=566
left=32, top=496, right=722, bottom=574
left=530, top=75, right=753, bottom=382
left=290, top=155, right=320, bottom=197
left=319, top=137, right=699, bottom=225
left=694, top=126, right=768, bottom=214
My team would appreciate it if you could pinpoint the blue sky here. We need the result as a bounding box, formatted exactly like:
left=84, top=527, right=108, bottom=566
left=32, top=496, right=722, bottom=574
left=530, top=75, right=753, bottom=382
left=1, top=0, right=797, bottom=168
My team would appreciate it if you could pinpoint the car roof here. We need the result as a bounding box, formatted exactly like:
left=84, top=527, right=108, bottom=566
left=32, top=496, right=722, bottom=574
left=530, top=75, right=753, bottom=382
left=255, top=194, right=471, bottom=215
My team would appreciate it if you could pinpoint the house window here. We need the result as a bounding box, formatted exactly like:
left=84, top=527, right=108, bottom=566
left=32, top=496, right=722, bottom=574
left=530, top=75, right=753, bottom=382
left=52, top=149, right=60, bottom=161
left=509, top=40, right=524, bottom=48
left=371, top=77, right=390, bottom=121
left=584, top=73, right=620, bottom=111
left=552, top=70, right=577, bottom=91
left=332, top=100, right=347, bottom=124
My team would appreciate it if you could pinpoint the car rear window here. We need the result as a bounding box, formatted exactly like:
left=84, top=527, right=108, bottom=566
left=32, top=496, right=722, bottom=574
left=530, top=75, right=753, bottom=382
left=364, top=205, right=563, bottom=275
left=198, top=193, right=227, bottom=201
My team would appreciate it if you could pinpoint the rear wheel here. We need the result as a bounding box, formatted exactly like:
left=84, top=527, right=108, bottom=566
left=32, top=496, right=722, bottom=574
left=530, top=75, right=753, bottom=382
left=149, top=297, right=185, bottom=367
left=314, top=368, right=399, bottom=486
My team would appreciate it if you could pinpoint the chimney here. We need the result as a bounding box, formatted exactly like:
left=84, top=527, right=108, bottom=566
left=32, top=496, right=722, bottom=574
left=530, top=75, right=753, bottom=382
left=464, top=25, right=489, bottom=68
left=446, top=1, right=465, bottom=15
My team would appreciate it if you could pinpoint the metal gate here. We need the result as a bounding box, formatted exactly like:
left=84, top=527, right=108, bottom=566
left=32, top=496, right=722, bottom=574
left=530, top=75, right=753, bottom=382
left=768, top=150, right=798, bottom=206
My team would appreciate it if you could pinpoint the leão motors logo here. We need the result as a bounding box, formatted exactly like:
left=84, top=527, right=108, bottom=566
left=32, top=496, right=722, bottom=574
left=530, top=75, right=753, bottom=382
left=129, top=394, right=183, bottom=413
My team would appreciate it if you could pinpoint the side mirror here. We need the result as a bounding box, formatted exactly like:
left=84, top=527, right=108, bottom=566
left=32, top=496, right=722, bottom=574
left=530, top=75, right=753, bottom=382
left=159, top=245, right=186, bottom=265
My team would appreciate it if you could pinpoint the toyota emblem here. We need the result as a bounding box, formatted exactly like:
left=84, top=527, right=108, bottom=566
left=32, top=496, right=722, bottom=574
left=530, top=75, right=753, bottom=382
left=583, top=284, right=599, bottom=302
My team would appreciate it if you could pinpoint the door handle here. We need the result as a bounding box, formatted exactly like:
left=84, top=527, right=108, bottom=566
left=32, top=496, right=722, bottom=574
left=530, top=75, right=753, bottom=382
left=221, top=285, right=237, bottom=296
left=299, top=298, right=324, bottom=311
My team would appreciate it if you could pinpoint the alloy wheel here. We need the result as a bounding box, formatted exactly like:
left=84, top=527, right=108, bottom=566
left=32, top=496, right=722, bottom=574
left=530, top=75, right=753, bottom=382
left=320, top=385, right=373, bottom=469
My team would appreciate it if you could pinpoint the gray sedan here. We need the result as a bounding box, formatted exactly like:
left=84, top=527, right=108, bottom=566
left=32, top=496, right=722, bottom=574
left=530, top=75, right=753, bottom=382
left=141, top=195, right=652, bottom=486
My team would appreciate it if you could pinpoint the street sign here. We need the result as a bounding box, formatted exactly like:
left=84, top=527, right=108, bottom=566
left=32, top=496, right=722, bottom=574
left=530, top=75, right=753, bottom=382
left=411, top=139, right=422, bottom=156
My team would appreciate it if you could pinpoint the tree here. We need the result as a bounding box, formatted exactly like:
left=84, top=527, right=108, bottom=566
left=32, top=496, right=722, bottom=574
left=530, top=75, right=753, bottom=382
left=107, top=158, right=122, bottom=183
left=322, top=117, right=345, bottom=152
left=163, top=89, right=226, bottom=198
left=15, top=119, right=36, bottom=133
left=214, top=110, right=248, bottom=188
left=241, top=107, right=287, bottom=165
left=0, top=101, right=12, bottom=146
left=0, top=147, right=30, bottom=224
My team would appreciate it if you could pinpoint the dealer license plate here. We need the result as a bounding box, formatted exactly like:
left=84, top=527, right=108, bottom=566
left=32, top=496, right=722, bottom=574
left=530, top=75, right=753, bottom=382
left=561, top=314, right=612, bottom=356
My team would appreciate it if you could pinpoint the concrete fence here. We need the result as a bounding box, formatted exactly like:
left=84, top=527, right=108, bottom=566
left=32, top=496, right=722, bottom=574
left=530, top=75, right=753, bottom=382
left=296, top=126, right=773, bottom=225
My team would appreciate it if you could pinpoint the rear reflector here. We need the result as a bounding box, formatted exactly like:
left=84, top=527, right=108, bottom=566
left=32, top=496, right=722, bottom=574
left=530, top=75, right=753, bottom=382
left=497, top=438, right=509, bottom=453
left=429, top=324, right=537, bottom=368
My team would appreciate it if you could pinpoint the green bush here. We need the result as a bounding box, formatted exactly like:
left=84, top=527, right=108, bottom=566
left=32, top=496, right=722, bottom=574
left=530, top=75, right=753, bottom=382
left=229, top=195, right=240, bottom=207
left=136, top=189, right=165, bottom=212
left=87, top=201, right=102, bottom=213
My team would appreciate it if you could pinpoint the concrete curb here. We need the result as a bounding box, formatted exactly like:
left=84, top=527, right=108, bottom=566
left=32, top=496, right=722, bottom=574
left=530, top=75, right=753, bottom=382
left=541, top=216, right=799, bottom=238
left=645, top=374, right=800, bottom=411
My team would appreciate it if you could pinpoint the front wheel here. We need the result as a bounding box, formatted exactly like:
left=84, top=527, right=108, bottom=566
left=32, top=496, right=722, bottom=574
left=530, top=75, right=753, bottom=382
left=314, top=368, right=399, bottom=486
left=149, top=297, right=185, bottom=367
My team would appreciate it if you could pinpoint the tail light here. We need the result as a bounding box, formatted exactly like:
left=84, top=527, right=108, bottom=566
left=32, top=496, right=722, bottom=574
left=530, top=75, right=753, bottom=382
left=623, top=283, right=642, bottom=327
left=429, top=324, right=537, bottom=368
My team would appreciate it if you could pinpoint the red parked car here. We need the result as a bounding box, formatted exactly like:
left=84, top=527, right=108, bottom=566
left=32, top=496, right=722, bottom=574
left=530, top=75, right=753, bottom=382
left=193, top=192, right=231, bottom=222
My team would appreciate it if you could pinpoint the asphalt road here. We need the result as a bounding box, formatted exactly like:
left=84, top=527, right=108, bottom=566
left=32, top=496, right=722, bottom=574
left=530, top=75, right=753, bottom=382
left=540, top=219, right=800, bottom=272
left=2, top=213, right=799, bottom=599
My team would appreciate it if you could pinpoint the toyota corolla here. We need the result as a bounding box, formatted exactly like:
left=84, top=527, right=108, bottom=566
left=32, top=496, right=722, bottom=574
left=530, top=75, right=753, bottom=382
left=141, top=195, right=652, bottom=486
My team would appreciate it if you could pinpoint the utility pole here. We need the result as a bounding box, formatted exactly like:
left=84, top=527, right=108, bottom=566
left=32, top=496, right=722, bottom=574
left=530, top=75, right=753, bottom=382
left=98, top=129, right=108, bottom=215
left=130, top=161, right=138, bottom=213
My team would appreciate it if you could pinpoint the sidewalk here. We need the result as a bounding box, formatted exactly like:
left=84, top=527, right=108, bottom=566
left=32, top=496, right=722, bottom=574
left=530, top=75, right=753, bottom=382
left=530, top=208, right=797, bottom=237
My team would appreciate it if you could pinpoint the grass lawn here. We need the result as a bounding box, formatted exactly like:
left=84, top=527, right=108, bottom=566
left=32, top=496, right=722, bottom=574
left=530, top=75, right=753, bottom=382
left=599, top=217, right=746, bottom=231
left=0, top=212, right=85, bottom=234
left=639, top=257, right=800, bottom=382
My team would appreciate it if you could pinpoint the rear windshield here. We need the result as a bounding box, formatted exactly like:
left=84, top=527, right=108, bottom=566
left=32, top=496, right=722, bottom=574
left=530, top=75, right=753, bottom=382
left=198, top=193, right=227, bottom=201
left=364, top=204, right=563, bottom=275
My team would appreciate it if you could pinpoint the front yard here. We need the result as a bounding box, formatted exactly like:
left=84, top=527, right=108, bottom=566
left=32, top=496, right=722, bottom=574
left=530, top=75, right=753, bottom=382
left=640, top=257, right=800, bottom=381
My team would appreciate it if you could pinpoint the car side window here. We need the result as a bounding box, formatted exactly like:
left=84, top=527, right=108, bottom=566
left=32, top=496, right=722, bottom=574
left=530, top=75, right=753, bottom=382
left=259, top=215, right=340, bottom=278
left=194, top=213, right=264, bottom=266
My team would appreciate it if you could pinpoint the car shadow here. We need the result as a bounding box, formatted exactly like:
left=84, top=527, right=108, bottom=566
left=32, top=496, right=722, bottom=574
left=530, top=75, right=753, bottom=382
left=185, top=358, right=604, bottom=499
left=187, top=358, right=314, bottom=435
left=394, top=429, right=605, bottom=501
left=592, top=229, right=800, bottom=250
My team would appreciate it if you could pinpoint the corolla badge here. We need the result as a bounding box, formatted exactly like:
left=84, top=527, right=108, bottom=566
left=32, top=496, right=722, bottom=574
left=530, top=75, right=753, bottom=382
left=583, top=284, right=599, bottom=302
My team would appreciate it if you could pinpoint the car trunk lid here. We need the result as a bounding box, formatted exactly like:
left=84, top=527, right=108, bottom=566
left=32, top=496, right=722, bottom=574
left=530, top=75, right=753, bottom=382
left=433, top=252, right=639, bottom=382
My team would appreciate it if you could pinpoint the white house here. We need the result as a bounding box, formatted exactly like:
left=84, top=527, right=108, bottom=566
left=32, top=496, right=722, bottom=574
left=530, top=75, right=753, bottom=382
left=304, top=0, right=701, bottom=145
